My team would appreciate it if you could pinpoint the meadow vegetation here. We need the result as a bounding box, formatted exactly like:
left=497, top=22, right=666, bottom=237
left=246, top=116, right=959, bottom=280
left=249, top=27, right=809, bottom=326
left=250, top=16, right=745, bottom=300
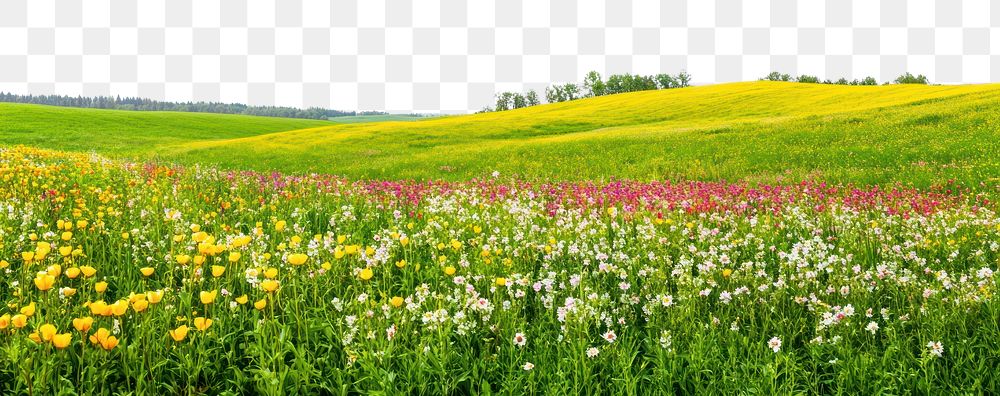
left=0, top=147, right=997, bottom=394
left=2, top=82, right=1000, bottom=188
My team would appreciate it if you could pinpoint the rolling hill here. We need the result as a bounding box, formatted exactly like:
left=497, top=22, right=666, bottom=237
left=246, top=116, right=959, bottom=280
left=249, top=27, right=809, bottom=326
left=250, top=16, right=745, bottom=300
left=3, top=81, right=1000, bottom=186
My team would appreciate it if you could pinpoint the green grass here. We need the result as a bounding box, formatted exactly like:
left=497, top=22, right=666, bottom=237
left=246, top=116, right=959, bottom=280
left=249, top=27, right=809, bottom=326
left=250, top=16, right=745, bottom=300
left=328, top=114, right=436, bottom=123
left=0, top=103, right=330, bottom=156
left=3, top=81, right=1000, bottom=186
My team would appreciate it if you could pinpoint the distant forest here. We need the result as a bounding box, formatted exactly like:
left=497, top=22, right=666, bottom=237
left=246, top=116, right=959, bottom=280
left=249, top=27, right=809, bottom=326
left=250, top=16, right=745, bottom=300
left=0, top=92, right=384, bottom=120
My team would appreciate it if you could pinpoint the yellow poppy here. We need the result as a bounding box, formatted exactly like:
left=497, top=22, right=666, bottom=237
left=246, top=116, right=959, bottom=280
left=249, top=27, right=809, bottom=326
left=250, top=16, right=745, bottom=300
left=359, top=267, right=373, bottom=281
left=80, top=265, right=97, bottom=278
left=168, top=325, right=189, bottom=342
left=39, top=323, right=57, bottom=341
left=140, top=267, right=155, bottom=277
left=287, top=253, right=308, bottom=266
left=52, top=333, right=72, bottom=349
left=199, top=290, right=217, bottom=304
left=132, top=299, right=149, bottom=313
left=211, top=265, right=226, bottom=277
left=390, top=296, right=404, bottom=308
left=73, top=317, right=94, bottom=333
left=193, top=317, right=213, bottom=331
left=260, top=279, right=280, bottom=293
left=34, top=273, right=55, bottom=291
left=254, top=299, right=267, bottom=311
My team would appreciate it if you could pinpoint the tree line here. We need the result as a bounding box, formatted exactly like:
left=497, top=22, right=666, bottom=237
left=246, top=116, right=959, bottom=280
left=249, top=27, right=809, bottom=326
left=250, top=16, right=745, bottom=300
left=484, top=70, right=693, bottom=113
left=762, top=72, right=930, bottom=85
left=0, top=92, right=381, bottom=120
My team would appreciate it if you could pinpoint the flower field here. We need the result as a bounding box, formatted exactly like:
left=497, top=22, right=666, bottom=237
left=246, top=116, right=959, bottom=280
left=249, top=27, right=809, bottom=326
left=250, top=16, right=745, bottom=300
left=1, top=146, right=999, bottom=394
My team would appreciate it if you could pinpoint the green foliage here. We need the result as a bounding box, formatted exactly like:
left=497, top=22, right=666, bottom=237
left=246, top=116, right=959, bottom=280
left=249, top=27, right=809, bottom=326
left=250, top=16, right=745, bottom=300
left=0, top=92, right=358, bottom=120
left=3, top=82, right=1000, bottom=187
left=894, top=73, right=930, bottom=84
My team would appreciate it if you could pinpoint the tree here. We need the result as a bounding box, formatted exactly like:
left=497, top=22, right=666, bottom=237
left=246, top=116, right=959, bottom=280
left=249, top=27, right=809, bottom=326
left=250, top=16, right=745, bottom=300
left=583, top=71, right=606, bottom=97
left=676, top=71, right=692, bottom=87
left=796, top=75, right=820, bottom=83
left=512, top=93, right=528, bottom=109
left=495, top=92, right=514, bottom=111
left=525, top=90, right=540, bottom=106
left=893, top=72, right=929, bottom=84
left=655, top=73, right=678, bottom=89
left=763, top=71, right=793, bottom=82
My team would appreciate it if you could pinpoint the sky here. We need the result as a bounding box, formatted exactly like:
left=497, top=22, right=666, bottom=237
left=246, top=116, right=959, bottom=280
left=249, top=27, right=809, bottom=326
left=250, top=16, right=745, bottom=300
left=0, top=0, right=998, bottom=113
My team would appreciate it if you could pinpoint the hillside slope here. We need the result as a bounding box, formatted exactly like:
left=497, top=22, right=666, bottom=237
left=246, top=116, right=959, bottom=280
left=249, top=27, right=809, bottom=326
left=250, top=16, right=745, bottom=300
left=165, top=81, right=1000, bottom=185
left=0, top=103, right=330, bottom=155
left=2, top=81, right=1000, bottom=185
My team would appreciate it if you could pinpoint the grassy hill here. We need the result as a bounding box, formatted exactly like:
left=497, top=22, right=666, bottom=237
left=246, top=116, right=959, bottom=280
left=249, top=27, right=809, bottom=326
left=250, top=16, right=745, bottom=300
left=329, top=114, right=435, bottom=123
left=3, top=81, right=1000, bottom=185
left=0, top=103, right=330, bottom=155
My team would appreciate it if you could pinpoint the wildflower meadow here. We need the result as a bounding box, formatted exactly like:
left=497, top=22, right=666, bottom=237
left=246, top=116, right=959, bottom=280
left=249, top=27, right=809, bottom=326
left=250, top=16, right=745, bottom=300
left=0, top=146, right=998, bottom=394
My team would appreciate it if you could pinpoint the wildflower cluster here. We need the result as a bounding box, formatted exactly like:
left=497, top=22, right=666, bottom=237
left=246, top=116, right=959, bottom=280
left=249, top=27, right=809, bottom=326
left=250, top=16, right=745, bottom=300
left=0, top=147, right=996, bottom=394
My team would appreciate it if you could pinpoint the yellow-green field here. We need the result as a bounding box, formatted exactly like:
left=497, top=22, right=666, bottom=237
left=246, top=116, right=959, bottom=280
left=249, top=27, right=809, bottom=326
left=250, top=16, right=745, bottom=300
left=3, top=81, right=1000, bottom=186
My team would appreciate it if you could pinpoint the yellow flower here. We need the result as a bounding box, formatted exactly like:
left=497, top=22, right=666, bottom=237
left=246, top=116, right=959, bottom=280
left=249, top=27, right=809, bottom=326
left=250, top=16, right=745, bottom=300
left=390, top=296, right=404, bottom=308
left=89, top=300, right=109, bottom=316
left=80, top=265, right=97, bottom=278
left=52, top=333, right=72, bottom=349
left=395, top=259, right=406, bottom=269
left=140, top=267, right=155, bottom=277
left=359, top=267, right=374, bottom=281
left=65, top=267, right=81, bottom=279
left=287, top=253, right=308, bottom=266
left=0, top=260, right=8, bottom=269
left=20, top=302, right=36, bottom=317
left=0, top=314, right=9, bottom=329
left=47, top=264, right=62, bottom=277
left=95, top=281, right=108, bottom=293
left=193, top=255, right=206, bottom=266
left=61, top=231, right=73, bottom=241
left=59, top=246, right=73, bottom=256
left=22, top=251, right=35, bottom=262
left=228, top=252, right=241, bottom=263
left=110, top=300, right=128, bottom=316
left=29, top=332, right=41, bottom=343
left=175, top=254, right=191, bottom=265
left=495, top=277, right=507, bottom=287
left=260, top=279, right=280, bottom=293
left=11, top=314, right=28, bottom=328
left=147, top=290, right=164, bottom=304
left=722, top=269, right=733, bottom=278
left=321, top=262, right=332, bottom=271
left=193, top=317, right=213, bottom=331
left=89, top=328, right=118, bottom=350
left=444, top=266, right=456, bottom=276
left=39, top=323, right=57, bottom=342
left=199, top=290, right=218, bottom=304
left=263, top=267, right=278, bottom=279
left=275, top=220, right=286, bottom=231
left=235, top=294, right=249, bottom=305
left=73, top=317, right=94, bottom=333
left=169, top=325, right=189, bottom=342
left=60, top=287, right=77, bottom=297
left=254, top=298, right=267, bottom=311
left=132, top=299, right=149, bottom=313
left=211, top=265, right=226, bottom=277
left=34, top=273, right=55, bottom=291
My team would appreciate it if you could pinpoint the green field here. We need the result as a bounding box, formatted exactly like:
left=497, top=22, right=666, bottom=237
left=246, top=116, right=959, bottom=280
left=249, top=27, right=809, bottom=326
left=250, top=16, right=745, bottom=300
left=3, top=81, right=1000, bottom=186
left=329, top=114, right=435, bottom=123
